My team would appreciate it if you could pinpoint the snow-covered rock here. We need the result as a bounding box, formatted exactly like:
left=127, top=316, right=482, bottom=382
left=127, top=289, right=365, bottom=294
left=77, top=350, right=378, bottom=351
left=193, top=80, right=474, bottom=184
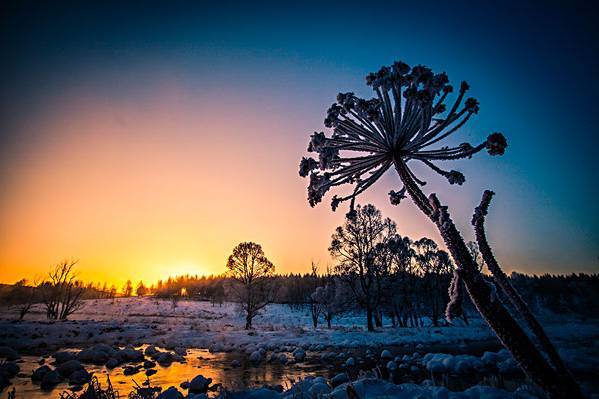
left=293, top=348, right=306, bottom=362
left=386, top=360, right=398, bottom=371
left=309, top=381, right=331, bottom=397
left=331, top=373, right=349, bottom=387
left=249, top=350, right=262, bottom=363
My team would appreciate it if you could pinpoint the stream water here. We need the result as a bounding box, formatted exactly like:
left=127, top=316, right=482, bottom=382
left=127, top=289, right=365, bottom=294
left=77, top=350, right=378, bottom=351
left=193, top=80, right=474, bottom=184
left=9, top=341, right=506, bottom=398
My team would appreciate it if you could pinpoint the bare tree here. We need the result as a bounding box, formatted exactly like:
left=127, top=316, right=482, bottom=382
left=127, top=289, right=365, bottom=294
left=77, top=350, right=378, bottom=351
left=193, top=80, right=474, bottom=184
left=9, top=278, right=39, bottom=320
left=226, top=242, right=276, bottom=329
left=40, top=260, right=85, bottom=320
left=308, top=262, right=322, bottom=328
left=330, top=204, right=396, bottom=331
left=311, top=272, right=349, bottom=329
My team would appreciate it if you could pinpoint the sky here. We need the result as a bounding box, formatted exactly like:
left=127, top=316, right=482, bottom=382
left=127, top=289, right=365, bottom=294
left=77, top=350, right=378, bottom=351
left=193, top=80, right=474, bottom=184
left=0, top=1, right=598, bottom=287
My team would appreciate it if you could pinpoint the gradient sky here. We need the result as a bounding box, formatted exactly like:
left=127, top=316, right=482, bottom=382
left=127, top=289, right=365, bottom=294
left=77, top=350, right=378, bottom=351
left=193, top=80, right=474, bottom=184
left=1, top=1, right=598, bottom=287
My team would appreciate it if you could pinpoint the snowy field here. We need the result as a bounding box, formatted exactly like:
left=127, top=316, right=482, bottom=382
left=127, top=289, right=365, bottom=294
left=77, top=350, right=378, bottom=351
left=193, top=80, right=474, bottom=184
left=0, top=298, right=598, bottom=398
left=0, top=297, right=596, bottom=354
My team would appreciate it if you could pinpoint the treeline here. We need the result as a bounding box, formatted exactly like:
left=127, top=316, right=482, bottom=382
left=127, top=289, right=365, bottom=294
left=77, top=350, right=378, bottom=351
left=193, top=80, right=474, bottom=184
left=2, top=207, right=597, bottom=329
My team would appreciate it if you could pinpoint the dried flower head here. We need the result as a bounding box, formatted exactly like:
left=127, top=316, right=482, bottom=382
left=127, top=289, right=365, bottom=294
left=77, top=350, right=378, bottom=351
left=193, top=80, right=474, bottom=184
left=299, top=60, right=507, bottom=211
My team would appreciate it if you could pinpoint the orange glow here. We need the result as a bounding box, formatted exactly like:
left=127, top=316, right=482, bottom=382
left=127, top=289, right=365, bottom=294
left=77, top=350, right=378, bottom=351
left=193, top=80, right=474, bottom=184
left=0, top=82, right=441, bottom=288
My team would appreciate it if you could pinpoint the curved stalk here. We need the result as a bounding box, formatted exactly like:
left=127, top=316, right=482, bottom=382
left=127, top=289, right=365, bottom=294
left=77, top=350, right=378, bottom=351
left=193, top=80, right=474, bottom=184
left=473, top=190, right=581, bottom=395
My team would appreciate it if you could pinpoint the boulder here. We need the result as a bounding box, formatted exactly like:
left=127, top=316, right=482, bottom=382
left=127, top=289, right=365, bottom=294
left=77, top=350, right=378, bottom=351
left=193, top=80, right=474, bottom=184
left=118, top=347, right=144, bottom=362
left=0, top=347, right=19, bottom=361
left=292, top=348, right=306, bottom=362
left=145, top=345, right=159, bottom=356
left=32, top=365, right=52, bottom=381
left=174, top=347, right=187, bottom=356
left=0, top=362, right=19, bottom=378
left=157, top=386, right=184, bottom=399
left=106, top=358, right=120, bottom=369
left=156, top=351, right=175, bottom=366
left=309, top=382, right=331, bottom=397
left=331, top=373, right=349, bottom=387
left=380, top=350, right=393, bottom=359
left=57, top=360, right=84, bottom=377
left=68, top=369, right=91, bottom=386
left=53, top=351, right=75, bottom=364
left=123, top=365, right=142, bottom=376
left=189, top=374, right=212, bottom=393
left=41, top=370, right=62, bottom=390
left=249, top=350, right=262, bottom=363
left=144, top=360, right=157, bottom=369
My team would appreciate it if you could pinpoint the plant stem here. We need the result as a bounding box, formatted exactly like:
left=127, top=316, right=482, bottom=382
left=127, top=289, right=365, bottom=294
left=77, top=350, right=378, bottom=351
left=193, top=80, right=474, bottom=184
left=393, top=159, right=582, bottom=399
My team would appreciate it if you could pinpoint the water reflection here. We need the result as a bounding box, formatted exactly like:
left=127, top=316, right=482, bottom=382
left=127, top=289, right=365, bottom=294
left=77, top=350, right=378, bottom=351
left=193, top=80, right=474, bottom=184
left=13, top=348, right=331, bottom=398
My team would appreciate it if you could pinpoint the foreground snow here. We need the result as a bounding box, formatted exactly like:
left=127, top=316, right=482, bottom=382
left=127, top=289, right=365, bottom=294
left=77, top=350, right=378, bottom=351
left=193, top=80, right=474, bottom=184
left=0, top=298, right=598, bottom=397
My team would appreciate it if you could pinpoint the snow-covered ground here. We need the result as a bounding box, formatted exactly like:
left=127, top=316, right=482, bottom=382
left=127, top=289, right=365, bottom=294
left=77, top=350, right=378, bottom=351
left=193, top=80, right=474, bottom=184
left=0, top=298, right=598, bottom=398
left=0, top=297, right=596, bottom=354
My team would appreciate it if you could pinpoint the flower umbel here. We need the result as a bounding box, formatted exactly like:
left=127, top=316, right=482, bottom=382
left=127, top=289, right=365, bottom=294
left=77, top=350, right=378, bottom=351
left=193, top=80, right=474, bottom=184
left=300, top=61, right=507, bottom=211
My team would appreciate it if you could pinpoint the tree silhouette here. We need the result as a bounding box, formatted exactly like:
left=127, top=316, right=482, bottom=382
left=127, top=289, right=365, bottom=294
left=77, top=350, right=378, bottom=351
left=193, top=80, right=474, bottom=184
left=122, top=280, right=133, bottom=297
left=226, top=242, right=276, bottom=329
left=329, top=204, right=396, bottom=331
left=299, top=60, right=579, bottom=398
left=40, top=260, right=84, bottom=320
left=135, top=281, right=148, bottom=297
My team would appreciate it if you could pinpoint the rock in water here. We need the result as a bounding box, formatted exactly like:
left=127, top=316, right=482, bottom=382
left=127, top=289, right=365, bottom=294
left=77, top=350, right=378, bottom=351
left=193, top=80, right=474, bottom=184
left=189, top=374, right=212, bottom=393
left=0, top=347, right=19, bottom=361
left=32, top=365, right=52, bottom=382
left=105, top=358, right=119, bottom=369
left=249, top=350, right=262, bottom=363
left=53, top=351, right=75, bottom=364
left=57, top=360, right=84, bottom=377
left=292, top=348, right=306, bottom=362
left=41, top=370, right=62, bottom=390
left=157, top=386, right=184, bottom=399
left=68, top=369, right=91, bottom=386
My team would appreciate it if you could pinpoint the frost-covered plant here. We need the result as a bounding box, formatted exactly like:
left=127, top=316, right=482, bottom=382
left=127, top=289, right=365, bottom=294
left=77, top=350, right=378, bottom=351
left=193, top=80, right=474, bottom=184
left=299, top=61, right=505, bottom=212
left=299, top=61, right=580, bottom=398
